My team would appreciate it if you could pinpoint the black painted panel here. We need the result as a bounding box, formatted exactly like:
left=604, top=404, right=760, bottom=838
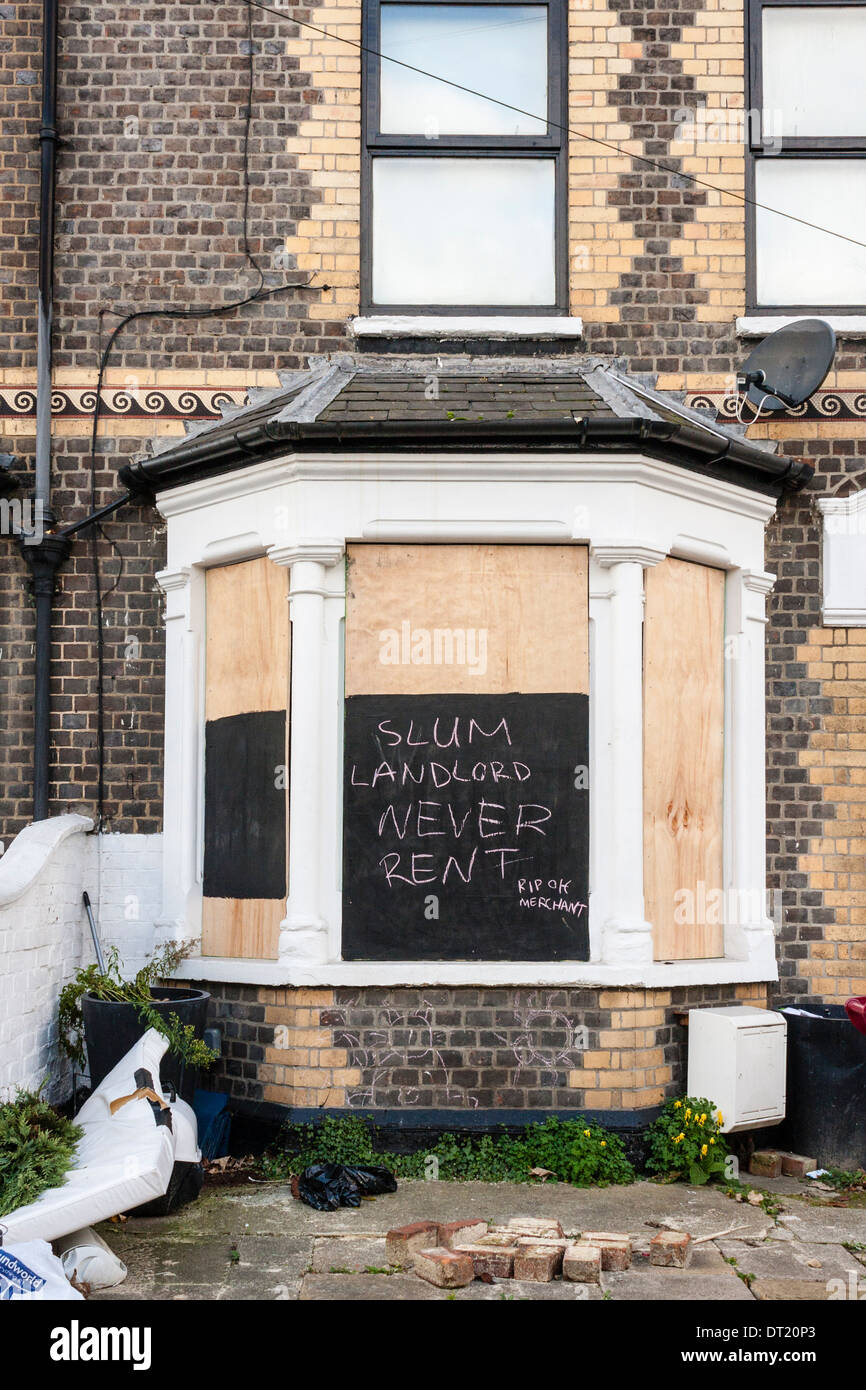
left=203, top=710, right=286, bottom=899
left=342, top=693, right=589, bottom=960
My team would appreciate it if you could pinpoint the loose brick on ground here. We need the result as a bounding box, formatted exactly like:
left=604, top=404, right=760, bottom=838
left=413, top=1248, right=474, bottom=1289
left=386, top=1222, right=440, bottom=1267
left=438, top=1219, right=489, bottom=1249
left=780, top=1153, right=818, bottom=1180
left=506, top=1216, right=565, bottom=1238
left=649, top=1231, right=692, bottom=1268
left=454, top=1242, right=517, bottom=1279
left=513, top=1244, right=563, bottom=1282
left=750, top=1151, right=783, bottom=1179
left=516, top=1236, right=569, bottom=1250
left=581, top=1233, right=632, bottom=1271
left=563, top=1244, right=602, bottom=1284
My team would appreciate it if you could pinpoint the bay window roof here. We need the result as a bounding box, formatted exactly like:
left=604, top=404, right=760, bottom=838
left=122, top=354, right=812, bottom=497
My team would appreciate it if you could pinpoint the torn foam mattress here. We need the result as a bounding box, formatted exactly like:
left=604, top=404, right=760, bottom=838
left=0, top=1028, right=200, bottom=1245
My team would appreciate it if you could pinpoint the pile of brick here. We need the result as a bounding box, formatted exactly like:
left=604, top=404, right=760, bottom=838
left=386, top=1217, right=693, bottom=1289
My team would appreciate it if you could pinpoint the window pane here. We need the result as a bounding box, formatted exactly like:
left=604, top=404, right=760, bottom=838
left=755, top=159, right=866, bottom=306
left=379, top=4, right=548, bottom=136
left=762, top=6, right=866, bottom=138
left=371, top=157, right=556, bottom=305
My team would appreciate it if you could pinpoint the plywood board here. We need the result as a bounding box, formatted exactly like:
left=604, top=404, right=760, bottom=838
left=200, top=898, right=284, bottom=961
left=644, top=557, right=725, bottom=961
left=345, top=544, right=588, bottom=697
left=342, top=544, right=591, bottom=961
left=203, top=556, right=289, bottom=961
left=205, top=556, right=289, bottom=721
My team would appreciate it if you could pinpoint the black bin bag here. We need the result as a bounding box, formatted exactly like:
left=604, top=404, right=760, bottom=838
left=297, top=1162, right=398, bottom=1211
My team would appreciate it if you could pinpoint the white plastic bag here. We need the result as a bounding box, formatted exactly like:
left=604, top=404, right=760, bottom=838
left=0, top=1240, right=83, bottom=1300
left=55, top=1226, right=127, bottom=1290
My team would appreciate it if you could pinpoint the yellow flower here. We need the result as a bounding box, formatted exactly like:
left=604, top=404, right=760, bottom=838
left=701, top=1144, right=708, bottom=1157
left=600, top=1140, right=606, bottom=1147
left=675, top=1132, right=685, bottom=1143
left=700, top=1113, right=706, bottom=1123
left=583, top=1129, right=591, bottom=1137
left=709, top=1138, right=715, bottom=1145
left=685, top=1108, right=692, bottom=1120
left=674, top=1100, right=682, bottom=1109
left=717, top=1111, right=723, bottom=1124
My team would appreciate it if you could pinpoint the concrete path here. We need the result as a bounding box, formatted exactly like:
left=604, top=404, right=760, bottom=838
left=89, top=1177, right=866, bottom=1302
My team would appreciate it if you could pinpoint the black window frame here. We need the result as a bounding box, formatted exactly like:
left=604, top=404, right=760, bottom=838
left=747, top=0, right=866, bottom=313
left=361, top=0, right=568, bottom=315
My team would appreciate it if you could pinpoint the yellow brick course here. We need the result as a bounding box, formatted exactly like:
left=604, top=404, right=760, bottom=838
left=260, top=987, right=361, bottom=1107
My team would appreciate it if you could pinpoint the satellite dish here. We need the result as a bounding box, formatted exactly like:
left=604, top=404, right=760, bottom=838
left=736, top=318, right=836, bottom=413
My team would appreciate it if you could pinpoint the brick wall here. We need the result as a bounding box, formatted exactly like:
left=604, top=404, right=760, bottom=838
left=199, top=981, right=769, bottom=1112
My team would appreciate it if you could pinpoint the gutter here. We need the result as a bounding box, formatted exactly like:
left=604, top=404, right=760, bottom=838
left=121, top=415, right=813, bottom=496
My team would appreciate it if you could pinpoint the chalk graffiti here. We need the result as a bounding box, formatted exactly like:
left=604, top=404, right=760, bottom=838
left=338, top=991, right=590, bottom=1110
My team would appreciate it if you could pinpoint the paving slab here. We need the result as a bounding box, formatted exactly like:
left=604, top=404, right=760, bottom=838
left=750, top=1278, right=834, bottom=1301
left=716, top=1238, right=862, bottom=1284
left=602, top=1267, right=755, bottom=1301
left=778, top=1205, right=866, bottom=1244
left=311, top=1237, right=393, bottom=1273
left=456, top=1278, right=605, bottom=1300
left=299, top=1273, right=445, bottom=1301
left=88, top=1226, right=313, bottom=1301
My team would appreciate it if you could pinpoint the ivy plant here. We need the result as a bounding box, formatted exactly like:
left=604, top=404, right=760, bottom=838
left=259, top=1112, right=635, bottom=1187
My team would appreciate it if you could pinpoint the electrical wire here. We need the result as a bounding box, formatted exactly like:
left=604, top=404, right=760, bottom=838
left=85, top=0, right=328, bottom=829
left=249, top=0, right=866, bottom=255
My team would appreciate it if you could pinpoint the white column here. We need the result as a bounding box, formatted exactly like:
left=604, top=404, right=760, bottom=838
left=726, top=568, right=777, bottom=970
left=269, top=540, right=344, bottom=965
left=154, top=566, right=203, bottom=947
left=591, top=544, right=665, bottom=966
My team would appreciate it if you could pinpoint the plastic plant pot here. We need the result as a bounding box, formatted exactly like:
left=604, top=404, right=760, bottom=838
left=81, top=986, right=210, bottom=1106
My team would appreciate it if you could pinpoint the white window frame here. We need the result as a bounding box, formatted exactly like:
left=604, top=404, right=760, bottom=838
left=818, top=489, right=866, bottom=624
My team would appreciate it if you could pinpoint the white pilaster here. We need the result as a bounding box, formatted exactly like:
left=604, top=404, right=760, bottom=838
left=154, top=566, right=203, bottom=948
left=726, top=568, right=777, bottom=970
left=591, top=543, right=665, bottom=966
left=268, top=540, right=344, bottom=964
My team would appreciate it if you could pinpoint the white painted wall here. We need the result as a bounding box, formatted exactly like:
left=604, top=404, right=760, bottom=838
left=0, top=816, right=162, bottom=1103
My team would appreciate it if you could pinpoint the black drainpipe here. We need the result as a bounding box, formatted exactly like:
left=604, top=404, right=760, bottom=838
left=20, top=532, right=70, bottom=821
left=35, top=0, right=57, bottom=514
left=19, top=0, right=62, bottom=823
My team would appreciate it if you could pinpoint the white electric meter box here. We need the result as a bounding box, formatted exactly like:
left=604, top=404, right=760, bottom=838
left=687, top=1006, right=787, bottom=1133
